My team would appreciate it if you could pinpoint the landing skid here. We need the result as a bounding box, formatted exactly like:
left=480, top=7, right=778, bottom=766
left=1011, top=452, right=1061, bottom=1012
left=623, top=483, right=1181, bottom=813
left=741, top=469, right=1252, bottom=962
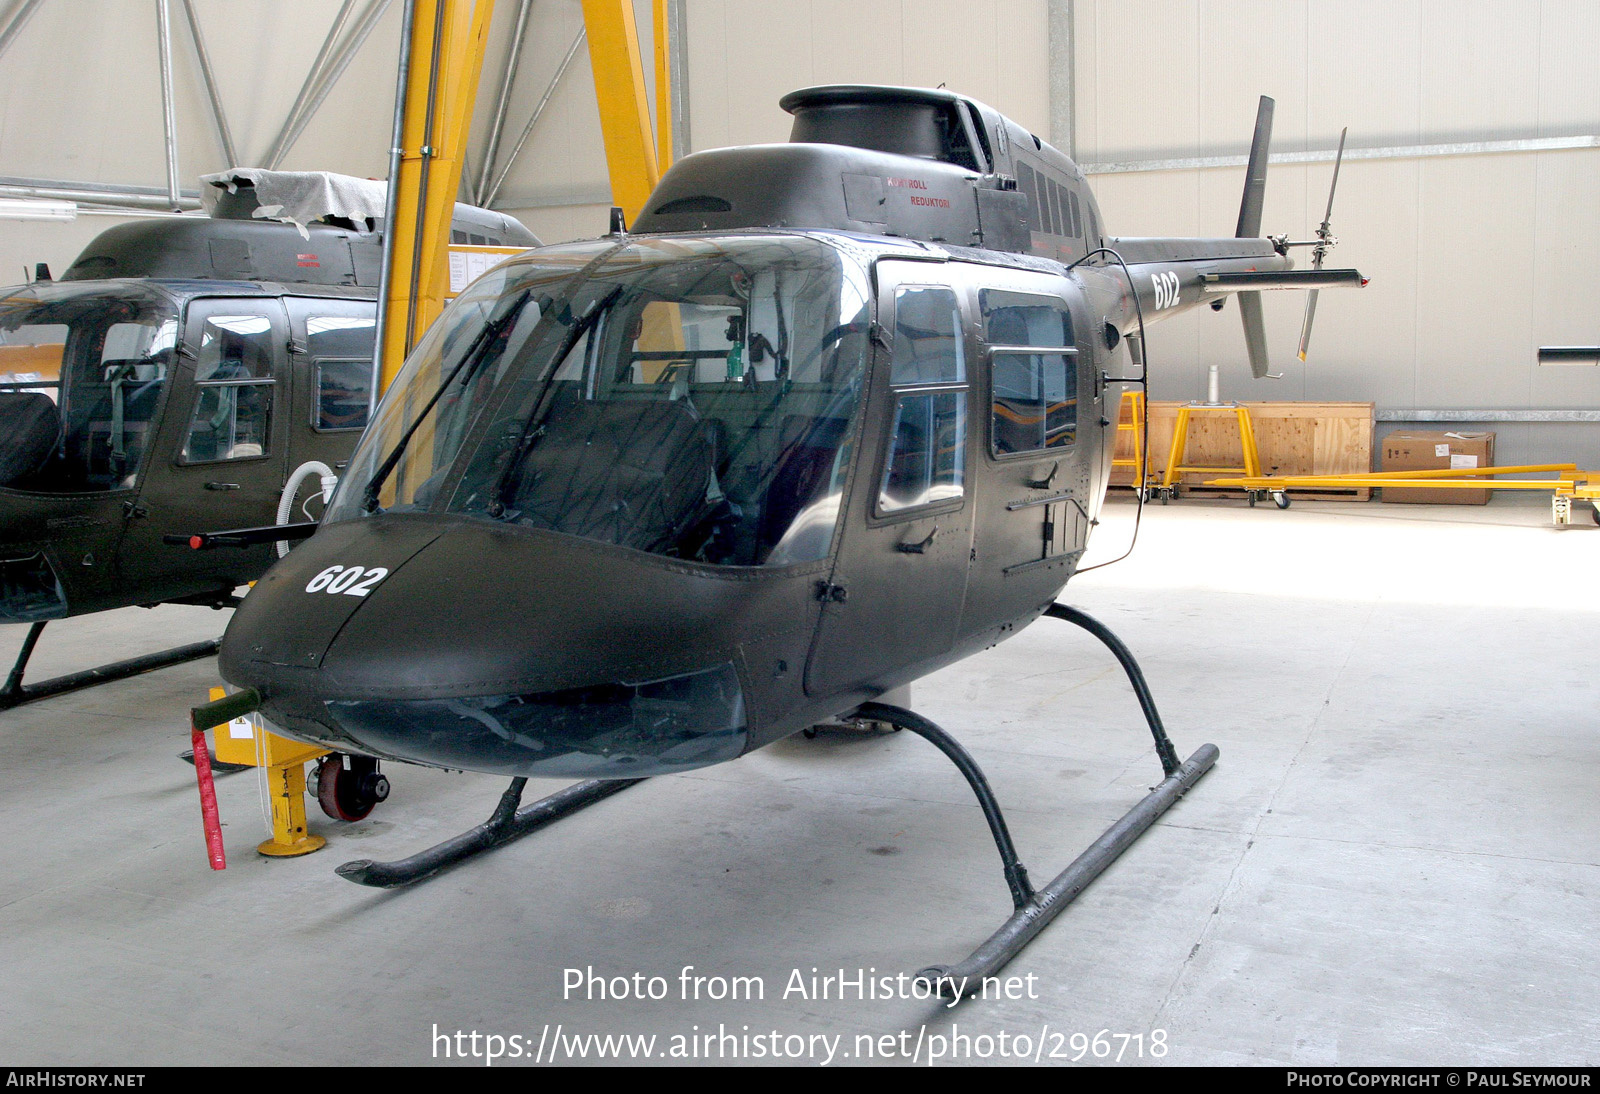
left=333, top=603, right=1215, bottom=999
left=859, top=602, right=1214, bottom=998
left=337, top=776, right=645, bottom=888
left=0, top=620, right=222, bottom=712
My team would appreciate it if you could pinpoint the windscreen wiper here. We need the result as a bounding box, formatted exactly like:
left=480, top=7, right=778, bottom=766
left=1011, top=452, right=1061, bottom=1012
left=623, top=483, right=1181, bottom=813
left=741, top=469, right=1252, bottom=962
left=489, top=285, right=625, bottom=516
left=361, top=293, right=532, bottom=514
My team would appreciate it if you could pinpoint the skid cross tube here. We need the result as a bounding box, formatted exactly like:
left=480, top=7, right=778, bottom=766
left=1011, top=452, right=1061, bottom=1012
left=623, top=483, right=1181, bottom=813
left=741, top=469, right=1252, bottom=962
left=337, top=776, right=645, bottom=888
left=918, top=740, right=1215, bottom=998
left=0, top=620, right=221, bottom=711
left=1046, top=603, right=1181, bottom=776
left=854, top=602, right=1214, bottom=999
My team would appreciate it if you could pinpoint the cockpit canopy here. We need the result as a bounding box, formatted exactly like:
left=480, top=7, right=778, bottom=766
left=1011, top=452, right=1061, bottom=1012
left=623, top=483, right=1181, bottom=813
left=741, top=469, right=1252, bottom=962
left=329, top=234, right=872, bottom=567
left=0, top=281, right=178, bottom=492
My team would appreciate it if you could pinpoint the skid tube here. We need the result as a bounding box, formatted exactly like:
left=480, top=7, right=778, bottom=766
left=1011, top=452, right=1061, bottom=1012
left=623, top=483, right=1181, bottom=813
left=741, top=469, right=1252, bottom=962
left=0, top=620, right=222, bottom=711
left=854, top=602, right=1216, bottom=1000
left=337, top=776, right=645, bottom=888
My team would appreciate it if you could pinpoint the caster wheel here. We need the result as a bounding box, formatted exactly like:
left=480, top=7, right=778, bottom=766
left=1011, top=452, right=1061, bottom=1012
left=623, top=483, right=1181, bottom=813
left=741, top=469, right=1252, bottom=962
left=1248, top=492, right=1258, bottom=507
left=1158, top=489, right=1169, bottom=505
left=1591, top=502, right=1600, bottom=526
left=1273, top=491, right=1291, bottom=509
left=316, top=754, right=388, bottom=821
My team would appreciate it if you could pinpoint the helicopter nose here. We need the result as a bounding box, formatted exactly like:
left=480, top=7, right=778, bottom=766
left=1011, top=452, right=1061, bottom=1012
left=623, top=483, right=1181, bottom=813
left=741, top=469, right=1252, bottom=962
left=220, top=516, right=751, bottom=779
left=219, top=515, right=447, bottom=676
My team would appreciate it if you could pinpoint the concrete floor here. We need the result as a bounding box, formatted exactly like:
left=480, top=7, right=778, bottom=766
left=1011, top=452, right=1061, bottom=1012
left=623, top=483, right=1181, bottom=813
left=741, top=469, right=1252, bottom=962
left=1, top=495, right=1596, bottom=1067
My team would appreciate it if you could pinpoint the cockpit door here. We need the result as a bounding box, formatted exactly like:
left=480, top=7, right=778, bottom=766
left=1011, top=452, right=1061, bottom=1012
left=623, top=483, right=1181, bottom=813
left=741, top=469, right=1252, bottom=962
left=803, top=261, right=977, bottom=699
left=114, top=298, right=291, bottom=602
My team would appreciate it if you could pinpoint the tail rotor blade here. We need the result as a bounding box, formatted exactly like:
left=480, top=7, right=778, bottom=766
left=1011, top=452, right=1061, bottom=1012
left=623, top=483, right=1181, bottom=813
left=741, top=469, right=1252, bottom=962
left=1299, top=127, right=1347, bottom=362
left=1235, top=95, right=1275, bottom=239
left=1240, top=291, right=1272, bottom=378
left=1320, top=127, right=1348, bottom=230
left=1297, top=289, right=1320, bottom=362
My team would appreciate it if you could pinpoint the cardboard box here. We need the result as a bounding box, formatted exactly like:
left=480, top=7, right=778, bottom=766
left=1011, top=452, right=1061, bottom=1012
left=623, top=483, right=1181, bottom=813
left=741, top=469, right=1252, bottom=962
left=1380, top=431, right=1496, bottom=504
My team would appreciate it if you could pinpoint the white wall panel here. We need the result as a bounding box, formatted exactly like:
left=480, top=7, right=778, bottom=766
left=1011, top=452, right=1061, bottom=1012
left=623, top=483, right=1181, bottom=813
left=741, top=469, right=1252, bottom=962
left=1076, top=0, right=1600, bottom=465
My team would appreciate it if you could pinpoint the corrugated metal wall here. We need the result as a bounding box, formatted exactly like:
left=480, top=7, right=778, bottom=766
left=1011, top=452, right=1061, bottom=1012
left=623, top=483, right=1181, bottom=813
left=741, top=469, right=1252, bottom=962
left=1075, top=0, right=1600, bottom=465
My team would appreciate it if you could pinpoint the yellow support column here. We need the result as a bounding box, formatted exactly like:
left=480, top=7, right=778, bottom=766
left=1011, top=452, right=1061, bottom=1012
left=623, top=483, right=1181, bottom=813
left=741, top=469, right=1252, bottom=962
left=379, top=0, right=495, bottom=394
left=583, top=0, right=660, bottom=225
left=653, top=0, right=672, bottom=172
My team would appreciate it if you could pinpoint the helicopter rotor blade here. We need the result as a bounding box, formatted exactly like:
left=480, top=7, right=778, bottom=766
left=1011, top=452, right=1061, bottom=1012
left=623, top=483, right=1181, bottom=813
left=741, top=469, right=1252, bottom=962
left=1320, top=127, right=1348, bottom=229
left=1296, top=127, right=1348, bottom=363
left=1297, top=289, right=1320, bottom=362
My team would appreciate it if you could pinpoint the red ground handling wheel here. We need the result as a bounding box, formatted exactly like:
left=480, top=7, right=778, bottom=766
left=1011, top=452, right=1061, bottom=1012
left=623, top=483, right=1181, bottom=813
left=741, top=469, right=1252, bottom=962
left=315, top=754, right=390, bottom=821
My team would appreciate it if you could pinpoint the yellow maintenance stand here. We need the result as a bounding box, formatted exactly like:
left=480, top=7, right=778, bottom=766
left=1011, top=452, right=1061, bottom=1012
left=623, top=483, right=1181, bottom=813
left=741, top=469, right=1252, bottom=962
left=1111, top=390, right=1150, bottom=497
left=1206, top=464, right=1600, bottom=525
left=208, top=686, right=330, bottom=857
left=1155, top=402, right=1275, bottom=505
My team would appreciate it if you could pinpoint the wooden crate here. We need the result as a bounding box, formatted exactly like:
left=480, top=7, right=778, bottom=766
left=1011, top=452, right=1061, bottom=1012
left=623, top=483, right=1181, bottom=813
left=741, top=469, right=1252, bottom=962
left=1111, top=400, right=1374, bottom=500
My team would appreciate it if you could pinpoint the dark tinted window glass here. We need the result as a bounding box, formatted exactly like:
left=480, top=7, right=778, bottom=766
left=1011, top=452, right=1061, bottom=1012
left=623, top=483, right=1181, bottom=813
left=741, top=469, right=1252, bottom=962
left=307, top=315, right=374, bottom=431
left=980, top=289, right=1076, bottom=457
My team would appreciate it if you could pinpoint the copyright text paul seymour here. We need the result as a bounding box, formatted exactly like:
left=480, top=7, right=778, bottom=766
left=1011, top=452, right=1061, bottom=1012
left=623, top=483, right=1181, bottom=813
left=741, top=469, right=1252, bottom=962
left=1288, top=1075, right=1591, bottom=1088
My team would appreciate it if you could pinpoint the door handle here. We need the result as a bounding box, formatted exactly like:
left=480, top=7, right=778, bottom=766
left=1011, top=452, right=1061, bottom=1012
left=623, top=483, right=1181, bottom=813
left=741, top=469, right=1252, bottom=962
left=205, top=482, right=240, bottom=491
left=895, top=525, right=939, bottom=554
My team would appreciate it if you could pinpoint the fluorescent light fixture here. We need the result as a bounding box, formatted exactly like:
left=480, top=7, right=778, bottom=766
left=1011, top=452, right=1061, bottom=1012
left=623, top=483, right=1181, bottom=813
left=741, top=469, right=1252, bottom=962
left=1538, top=346, right=1600, bottom=366
left=0, top=198, right=77, bottom=222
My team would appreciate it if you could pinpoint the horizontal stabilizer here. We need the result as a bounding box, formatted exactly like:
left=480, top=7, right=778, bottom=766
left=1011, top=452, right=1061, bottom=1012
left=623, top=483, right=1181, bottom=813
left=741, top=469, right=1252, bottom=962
left=1203, top=269, right=1367, bottom=292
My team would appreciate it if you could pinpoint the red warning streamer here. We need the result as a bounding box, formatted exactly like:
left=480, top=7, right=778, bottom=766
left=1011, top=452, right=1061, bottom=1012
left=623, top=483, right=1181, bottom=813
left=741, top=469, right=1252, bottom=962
left=190, top=721, right=227, bottom=870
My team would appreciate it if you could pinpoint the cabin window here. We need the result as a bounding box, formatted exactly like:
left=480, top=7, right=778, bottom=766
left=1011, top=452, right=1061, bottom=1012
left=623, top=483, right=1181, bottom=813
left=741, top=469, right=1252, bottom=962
left=181, top=313, right=274, bottom=462
left=1068, top=190, right=1082, bottom=238
left=306, top=315, right=374, bottom=431
left=878, top=286, right=966, bottom=513
left=981, top=289, right=1077, bottom=457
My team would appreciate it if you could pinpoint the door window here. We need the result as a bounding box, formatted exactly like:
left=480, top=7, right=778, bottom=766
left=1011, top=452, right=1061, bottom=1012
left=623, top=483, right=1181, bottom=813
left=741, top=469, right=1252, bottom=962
left=878, top=285, right=967, bottom=513
left=182, top=313, right=275, bottom=462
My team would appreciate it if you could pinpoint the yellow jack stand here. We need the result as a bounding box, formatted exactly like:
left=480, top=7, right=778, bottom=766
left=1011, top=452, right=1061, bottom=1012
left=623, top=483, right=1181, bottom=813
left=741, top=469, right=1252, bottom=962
left=1111, top=390, right=1149, bottom=496
left=1157, top=403, right=1264, bottom=501
left=208, top=686, right=330, bottom=857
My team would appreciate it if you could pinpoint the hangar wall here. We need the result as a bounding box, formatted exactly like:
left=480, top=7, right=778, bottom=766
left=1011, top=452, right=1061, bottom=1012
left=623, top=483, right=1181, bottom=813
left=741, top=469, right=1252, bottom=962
left=5, top=0, right=1595, bottom=469
left=1072, top=0, right=1600, bottom=467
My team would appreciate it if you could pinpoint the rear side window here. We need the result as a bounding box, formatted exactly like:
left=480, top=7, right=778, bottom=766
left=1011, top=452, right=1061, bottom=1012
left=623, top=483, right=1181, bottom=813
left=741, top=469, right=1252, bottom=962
left=981, top=289, right=1077, bottom=457
left=306, top=315, right=374, bottom=431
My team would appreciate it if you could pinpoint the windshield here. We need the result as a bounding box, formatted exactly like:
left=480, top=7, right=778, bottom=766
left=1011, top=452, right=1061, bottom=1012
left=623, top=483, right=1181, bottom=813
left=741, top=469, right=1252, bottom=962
left=329, top=234, right=871, bottom=567
left=0, top=282, right=178, bottom=491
